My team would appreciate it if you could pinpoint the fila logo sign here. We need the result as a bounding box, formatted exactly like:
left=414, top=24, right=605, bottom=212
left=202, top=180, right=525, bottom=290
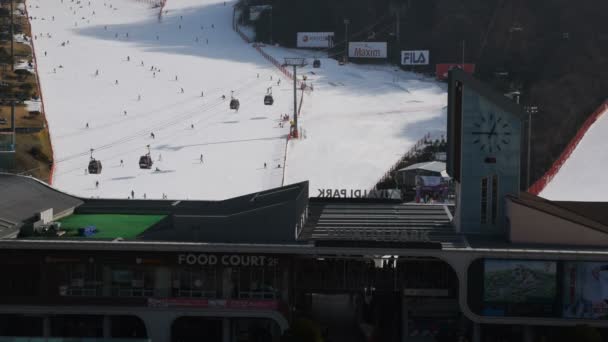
left=401, top=50, right=429, bottom=65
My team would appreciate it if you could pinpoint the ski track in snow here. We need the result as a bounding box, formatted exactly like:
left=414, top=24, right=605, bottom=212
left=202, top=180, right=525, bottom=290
left=27, top=0, right=447, bottom=200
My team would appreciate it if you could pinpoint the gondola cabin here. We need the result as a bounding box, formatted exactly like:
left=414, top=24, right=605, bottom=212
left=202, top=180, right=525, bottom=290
left=139, top=155, right=153, bottom=169
left=264, top=94, right=274, bottom=106
left=88, top=159, right=102, bottom=174
left=230, top=98, right=240, bottom=111
left=313, top=59, right=321, bottom=68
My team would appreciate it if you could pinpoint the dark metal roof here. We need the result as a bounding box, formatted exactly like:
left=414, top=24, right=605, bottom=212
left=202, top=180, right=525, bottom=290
left=300, top=201, right=466, bottom=249
left=0, top=173, right=83, bottom=224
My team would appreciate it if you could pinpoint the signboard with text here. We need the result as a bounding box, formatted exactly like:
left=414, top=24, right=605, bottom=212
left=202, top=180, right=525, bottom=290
left=401, top=50, right=430, bottom=65
left=297, top=32, right=334, bottom=48
left=563, top=262, right=608, bottom=319
left=348, top=42, right=387, bottom=59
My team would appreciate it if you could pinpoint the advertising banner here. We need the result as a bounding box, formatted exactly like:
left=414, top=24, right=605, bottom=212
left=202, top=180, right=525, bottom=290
left=348, top=42, right=387, bottom=59
left=435, top=63, right=476, bottom=80
left=483, top=260, right=557, bottom=304
left=249, top=5, right=271, bottom=21
left=401, top=50, right=430, bottom=65
left=563, top=262, right=608, bottom=319
left=296, top=32, right=334, bottom=48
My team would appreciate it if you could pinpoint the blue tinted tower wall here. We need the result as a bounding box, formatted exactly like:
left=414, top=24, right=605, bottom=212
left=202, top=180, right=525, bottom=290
left=447, top=70, right=524, bottom=235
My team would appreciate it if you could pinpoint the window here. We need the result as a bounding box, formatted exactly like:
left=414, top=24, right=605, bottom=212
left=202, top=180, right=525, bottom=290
left=63, top=264, right=100, bottom=297
left=111, top=266, right=155, bottom=297
left=491, top=175, right=499, bottom=224
left=232, top=266, right=280, bottom=300
left=480, top=177, right=488, bottom=224
left=172, top=267, right=218, bottom=298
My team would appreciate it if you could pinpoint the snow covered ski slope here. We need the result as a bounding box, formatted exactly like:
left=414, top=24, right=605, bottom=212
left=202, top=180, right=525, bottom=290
left=28, top=0, right=448, bottom=200
left=261, top=47, right=448, bottom=194
left=28, top=0, right=293, bottom=200
left=539, top=103, right=608, bottom=201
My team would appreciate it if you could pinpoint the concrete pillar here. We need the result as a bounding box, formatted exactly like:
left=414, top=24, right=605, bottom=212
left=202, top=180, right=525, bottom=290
left=102, top=266, right=112, bottom=297
left=43, top=315, right=51, bottom=338
left=222, top=268, right=234, bottom=299
left=523, top=325, right=535, bottom=342
left=154, top=266, right=171, bottom=297
left=473, top=323, right=481, bottom=342
left=222, top=318, right=231, bottom=342
left=401, top=294, right=408, bottom=342
left=141, top=312, right=172, bottom=342
left=103, top=315, right=111, bottom=338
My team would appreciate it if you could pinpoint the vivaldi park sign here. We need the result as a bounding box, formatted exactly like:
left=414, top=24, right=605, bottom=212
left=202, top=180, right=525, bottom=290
left=325, top=228, right=431, bottom=242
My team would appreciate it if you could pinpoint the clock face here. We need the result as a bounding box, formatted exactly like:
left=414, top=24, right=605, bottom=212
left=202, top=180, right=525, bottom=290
left=471, top=112, right=512, bottom=153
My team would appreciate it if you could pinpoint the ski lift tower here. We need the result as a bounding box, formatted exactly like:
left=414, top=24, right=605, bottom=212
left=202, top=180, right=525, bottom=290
left=283, top=57, right=307, bottom=138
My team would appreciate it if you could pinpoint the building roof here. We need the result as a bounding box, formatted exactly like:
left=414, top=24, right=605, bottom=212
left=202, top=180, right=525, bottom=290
left=0, top=173, right=83, bottom=223
left=397, top=161, right=446, bottom=173
left=508, top=192, right=608, bottom=235
left=300, top=199, right=465, bottom=249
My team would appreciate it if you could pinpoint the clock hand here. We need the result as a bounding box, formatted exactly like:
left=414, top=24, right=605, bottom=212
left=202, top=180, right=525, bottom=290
left=489, top=123, right=497, bottom=136
left=471, top=131, right=491, bottom=135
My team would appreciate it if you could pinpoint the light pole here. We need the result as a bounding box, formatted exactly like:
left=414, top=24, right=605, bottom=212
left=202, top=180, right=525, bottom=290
left=10, top=0, right=14, bottom=71
left=283, top=58, right=307, bottom=138
left=344, top=18, right=350, bottom=63
left=524, top=106, right=538, bottom=188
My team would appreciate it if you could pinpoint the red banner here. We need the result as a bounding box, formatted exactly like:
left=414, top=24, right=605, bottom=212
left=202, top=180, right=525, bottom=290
left=148, top=298, right=279, bottom=310
left=435, top=63, right=476, bottom=80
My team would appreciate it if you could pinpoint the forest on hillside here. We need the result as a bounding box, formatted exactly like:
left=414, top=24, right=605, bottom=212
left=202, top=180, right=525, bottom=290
left=238, top=0, right=608, bottom=185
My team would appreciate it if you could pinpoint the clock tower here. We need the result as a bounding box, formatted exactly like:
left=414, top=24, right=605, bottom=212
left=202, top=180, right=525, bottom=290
left=446, top=70, right=525, bottom=235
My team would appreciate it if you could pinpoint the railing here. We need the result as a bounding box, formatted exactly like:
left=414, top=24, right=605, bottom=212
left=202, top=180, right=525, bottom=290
left=371, top=133, right=432, bottom=191
left=528, top=100, right=608, bottom=195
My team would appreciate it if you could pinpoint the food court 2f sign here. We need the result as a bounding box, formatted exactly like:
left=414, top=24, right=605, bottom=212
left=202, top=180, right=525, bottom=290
left=401, top=50, right=429, bottom=66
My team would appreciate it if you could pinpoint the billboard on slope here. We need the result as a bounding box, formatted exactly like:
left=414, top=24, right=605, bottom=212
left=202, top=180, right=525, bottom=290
left=436, top=63, right=475, bottom=80
left=296, top=32, right=334, bottom=48
left=563, top=262, right=608, bottom=319
left=401, top=50, right=430, bottom=65
left=348, top=42, right=387, bottom=59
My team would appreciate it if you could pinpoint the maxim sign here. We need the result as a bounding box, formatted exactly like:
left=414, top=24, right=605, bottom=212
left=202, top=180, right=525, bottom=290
left=348, top=42, right=387, bottom=59
left=178, top=254, right=279, bottom=267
